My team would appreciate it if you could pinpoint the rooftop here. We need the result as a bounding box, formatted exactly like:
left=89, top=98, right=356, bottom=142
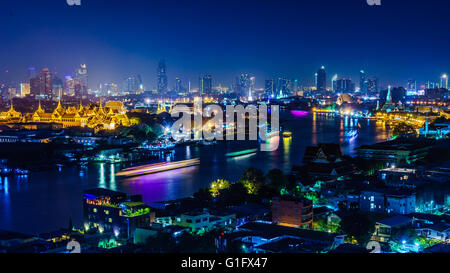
left=377, top=216, right=412, bottom=227
left=356, top=138, right=435, bottom=151
left=238, top=222, right=337, bottom=242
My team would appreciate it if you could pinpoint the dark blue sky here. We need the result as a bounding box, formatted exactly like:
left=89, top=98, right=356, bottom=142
left=1, top=0, right=449, bottom=89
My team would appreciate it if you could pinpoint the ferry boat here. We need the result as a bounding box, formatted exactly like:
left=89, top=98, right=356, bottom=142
left=115, top=158, right=200, bottom=178
left=225, top=148, right=258, bottom=157
left=283, top=131, right=292, bottom=138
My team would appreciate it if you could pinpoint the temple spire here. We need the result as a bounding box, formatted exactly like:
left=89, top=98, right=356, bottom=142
left=37, top=100, right=44, bottom=112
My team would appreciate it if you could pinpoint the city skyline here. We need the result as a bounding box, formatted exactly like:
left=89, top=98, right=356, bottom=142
left=1, top=0, right=449, bottom=89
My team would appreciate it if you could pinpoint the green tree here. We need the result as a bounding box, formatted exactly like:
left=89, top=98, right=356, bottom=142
left=240, top=168, right=265, bottom=195
left=338, top=212, right=375, bottom=245
left=209, top=179, right=230, bottom=197
left=266, top=168, right=286, bottom=189
left=392, top=122, right=417, bottom=138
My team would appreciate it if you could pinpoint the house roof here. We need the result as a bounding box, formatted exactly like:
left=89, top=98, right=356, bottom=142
left=377, top=216, right=412, bottom=227
left=238, top=222, right=338, bottom=242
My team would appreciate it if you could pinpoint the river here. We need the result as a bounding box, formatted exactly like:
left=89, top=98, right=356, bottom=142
left=0, top=111, right=400, bottom=234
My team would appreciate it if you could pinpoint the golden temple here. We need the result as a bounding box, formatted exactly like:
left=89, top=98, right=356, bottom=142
left=0, top=99, right=131, bottom=131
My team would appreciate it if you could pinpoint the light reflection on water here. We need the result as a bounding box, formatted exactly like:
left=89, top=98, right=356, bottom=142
left=0, top=111, right=440, bottom=235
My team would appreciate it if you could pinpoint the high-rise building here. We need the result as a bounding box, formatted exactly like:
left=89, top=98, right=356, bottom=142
left=39, top=68, right=52, bottom=99
left=441, top=74, right=448, bottom=90
left=30, top=77, right=40, bottom=97
left=199, top=75, right=212, bottom=95
left=76, top=64, right=88, bottom=99
left=336, top=78, right=355, bottom=93
left=264, top=79, right=275, bottom=97
left=316, top=66, right=326, bottom=92
left=360, top=70, right=368, bottom=93
left=174, top=77, right=184, bottom=94
left=20, top=83, right=30, bottom=97
left=368, top=77, right=379, bottom=93
left=407, top=79, right=417, bottom=91
left=276, top=77, right=290, bottom=98
left=331, top=74, right=338, bottom=92
left=27, top=67, right=36, bottom=80
left=237, top=73, right=250, bottom=97
left=157, top=60, right=168, bottom=94
left=122, top=75, right=143, bottom=94
left=52, top=76, right=64, bottom=100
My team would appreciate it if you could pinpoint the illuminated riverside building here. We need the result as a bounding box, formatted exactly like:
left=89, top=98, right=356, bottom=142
left=0, top=100, right=131, bottom=131
left=83, top=188, right=152, bottom=238
left=272, top=195, right=313, bottom=229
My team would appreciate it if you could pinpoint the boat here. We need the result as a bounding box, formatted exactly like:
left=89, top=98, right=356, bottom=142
left=115, top=158, right=200, bottom=178
left=283, top=131, right=292, bottom=138
left=225, top=148, right=258, bottom=157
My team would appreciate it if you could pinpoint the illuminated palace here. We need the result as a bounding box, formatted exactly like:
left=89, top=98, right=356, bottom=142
left=0, top=100, right=131, bottom=131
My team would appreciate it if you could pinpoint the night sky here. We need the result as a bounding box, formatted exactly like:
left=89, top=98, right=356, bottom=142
left=1, top=0, right=449, bottom=89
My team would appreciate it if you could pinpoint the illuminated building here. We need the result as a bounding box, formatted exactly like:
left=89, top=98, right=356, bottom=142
left=441, top=74, right=448, bottom=90
left=83, top=188, right=152, bottom=238
left=122, top=75, right=143, bottom=95
left=367, top=77, right=378, bottom=93
left=157, top=59, right=168, bottom=94
left=39, top=68, right=52, bottom=99
left=316, top=66, right=326, bottom=92
left=0, top=103, right=22, bottom=121
left=0, top=100, right=131, bottom=131
left=20, top=83, right=30, bottom=97
left=360, top=70, right=368, bottom=93
left=360, top=189, right=416, bottom=215
left=75, top=64, right=88, bottom=100
left=272, top=195, right=313, bottom=229
left=264, top=79, right=275, bottom=97
left=335, top=78, right=355, bottom=93
left=30, top=77, right=40, bottom=97
left=199, top=75, right=212, bottom=95
left=276, top=77, right=289, bottom=98
left=236, top=73, right=250, bottom=98
left=174, top=209, right=235, bottom=233
left=356, top=138, right=434, bottom=164
left=407, top=79, right=417, bottom=91
left=331, top=74, right=338, bottom=92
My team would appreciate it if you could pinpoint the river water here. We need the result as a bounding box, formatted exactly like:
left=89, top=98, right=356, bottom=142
left=0, top=111, right=401, bottom=234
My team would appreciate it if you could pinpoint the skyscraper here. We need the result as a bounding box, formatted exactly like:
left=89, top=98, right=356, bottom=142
left=175, top=77, right=184, bottom=94
left=39, top=68, right=52, bottom=99
left=30, top=77, right=40, bottom=97
left=360, top=70, right=368, bottom=93
left=368, top=77, right=379, bottom=94
left=52, top=76, right=64, bottom=100
left=331, top=74, right=338, bottom=93
left=237, top=73, right=250, bottom=97
left=264, top=79, right=275, bottom=97
left=407, top=79, right=417, bottom=91
left=335, top=78, right=355, bottom=93
left=276, top=77, right=289, bottom=98
left=157, top=60, right=168, bottom=94
left=122, top=75, right=143, bottom=94
left=316, top=66, right=326, bottom=92
left=441, top=74, right=448, bottom=90
left=27, top=67, right=36, bottom=80
left=76, top=64, right=88, bottom=99
left=199, top=75, right=212, bottom=95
